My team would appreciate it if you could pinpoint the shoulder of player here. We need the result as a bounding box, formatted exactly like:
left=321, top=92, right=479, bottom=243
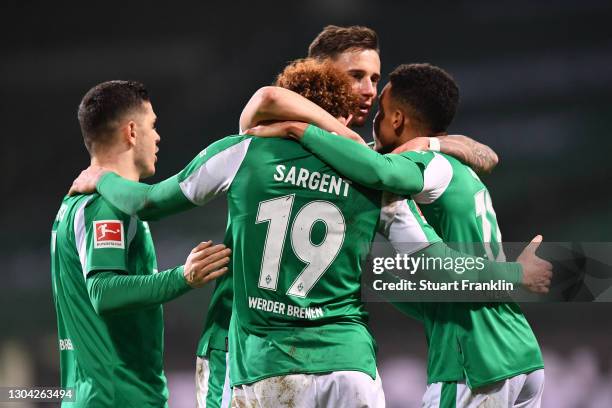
left=398, top=151, right=456, bottom=175
left=437, top=151, right=465, bottom=168
left=183, top=135, right=253, bottom=170
left=397, top=150, right=443, bottom=167
left=410, top=152, right=456, bottom=204
left=436, top=152, right=485, bottom=185
left=83, top=194, right=131, bottom=222
left=57, top=193, right=99, bottom=218
left=205, top=134, right=252, bottom=154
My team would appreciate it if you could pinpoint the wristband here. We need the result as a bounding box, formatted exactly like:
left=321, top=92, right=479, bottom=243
left=429, top=137, right=441, bottom=152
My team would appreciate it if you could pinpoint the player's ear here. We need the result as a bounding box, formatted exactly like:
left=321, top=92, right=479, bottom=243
left=391, top=109, right=405, bottom=135
left=122, top=120, right=137, bottom=147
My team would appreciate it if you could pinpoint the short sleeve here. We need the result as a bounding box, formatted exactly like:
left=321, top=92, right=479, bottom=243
left=77, top=197, right=132, bottom=278
left=177, top=136, right=252, bottom=205
left=406, top=152, right=454, bottom=205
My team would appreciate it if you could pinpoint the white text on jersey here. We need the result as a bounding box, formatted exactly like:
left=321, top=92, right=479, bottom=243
left=248, top=296, right=324, bottom=320
left=273, top=165, right=350, bottom=197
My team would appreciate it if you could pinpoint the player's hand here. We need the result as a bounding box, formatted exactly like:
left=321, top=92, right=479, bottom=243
left=68, top=165, right=110, bottom=196
left=183, top=241, right=231, bottom=288
left=245, top=121, right=309, bottom=140
left=391, top=137, right=430, bottom=154
left=517, top=235, right=553, bottom=294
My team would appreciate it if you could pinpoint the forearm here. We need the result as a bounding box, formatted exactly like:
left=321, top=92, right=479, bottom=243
left=438, top=135, right=499, bottom=174
left=299, top=125, right=424, bottom=195
left=86, top=267, right=191, bottom=315
left=240, top=87, right=365, bottom=144
left=417, top=242, right=522, bottom=285
left=97, top=172, right=195, bottom=220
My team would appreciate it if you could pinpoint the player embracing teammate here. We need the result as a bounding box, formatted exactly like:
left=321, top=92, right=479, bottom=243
left=243, top=25, right=550, bottom=408
left=65, top=26, right=552, bottom=408
left=51, top=81, right=230, bottom=407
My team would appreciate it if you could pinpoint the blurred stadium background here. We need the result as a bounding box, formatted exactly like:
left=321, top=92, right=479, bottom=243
left=1, top=1, right=611, bottom=407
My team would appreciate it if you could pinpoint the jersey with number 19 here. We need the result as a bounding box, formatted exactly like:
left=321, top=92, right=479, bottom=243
left=171, top=135, right=381, bottom=385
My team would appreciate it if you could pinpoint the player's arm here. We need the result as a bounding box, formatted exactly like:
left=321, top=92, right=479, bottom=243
left=95, top=173, right=193, bottom=221
left=379, top=203, right=522, bottom=286
left=69, top=136, right=252, bottom=220
left=248, top=123, right=426, bottom=195
left=392, top=135, right=499, bottom=175
left=247, top=123, right=466, bottom=200
left=78, top=201, right=231, bottom=315
left=403, top=239, right=551, bottom=294
left=86, top=242, right=230, bottom=315
left=379, top=199, right=552, bottom=294
left=239, top=86, right=365, bottom=144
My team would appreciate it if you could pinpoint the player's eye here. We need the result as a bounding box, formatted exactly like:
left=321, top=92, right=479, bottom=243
left=350, top=72, right=364, bottom=81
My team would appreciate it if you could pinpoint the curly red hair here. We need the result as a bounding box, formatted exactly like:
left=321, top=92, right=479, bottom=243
left=275, top=58, right=359, bottom=119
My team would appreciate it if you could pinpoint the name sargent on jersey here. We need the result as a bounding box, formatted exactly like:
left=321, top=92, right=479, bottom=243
left=274, top=165, right=351, bottom=197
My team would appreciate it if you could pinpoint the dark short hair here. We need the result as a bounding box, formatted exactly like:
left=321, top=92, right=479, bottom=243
left=308, top=25, right=379, bottom=60
left=388, top=63, right=459, bottom=134
left=275, top=58, right=359, bottom=119
left=77, top=80, right=149, bottom=152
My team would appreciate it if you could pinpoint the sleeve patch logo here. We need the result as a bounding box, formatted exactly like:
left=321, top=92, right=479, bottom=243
left=93, top=220, right=124, bottom=249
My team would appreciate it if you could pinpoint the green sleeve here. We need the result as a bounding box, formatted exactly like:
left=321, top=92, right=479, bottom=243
left=86, top=266, right=191, bottom=315
left=379, top=198, right=522, bottom=285
left=417, top=242, right=523, bottom=285
left=380, top=243, right=521, bottom=315
left=83, top=197, right=131, bottom=276
left=95, top=135, right=252, bottom=220
left=97, top=173, right=195, bottom=221
left=300, top=125, right=425, bottom=195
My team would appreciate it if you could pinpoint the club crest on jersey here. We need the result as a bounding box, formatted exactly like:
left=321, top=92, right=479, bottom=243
left=93, top=220, right=124, bottom=249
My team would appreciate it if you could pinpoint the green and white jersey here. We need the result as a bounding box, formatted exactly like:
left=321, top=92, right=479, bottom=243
left=95, top=134, right=446, bottom=387
left=194, top=174, right=441, bottom=362
left=94, top=130, right=522, bottom=388
left=179, top=136, right=390, bottom=386
left=293, top=125, right=542, bottom=388
left=50, top=194, right=168, bottom=407
left=196, top=222, right=233, bottom=355
left=411, top=151, right=544, bottom=388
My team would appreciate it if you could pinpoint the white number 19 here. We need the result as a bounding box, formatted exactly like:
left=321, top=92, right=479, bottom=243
left=256, top=194, right=345, bottom=298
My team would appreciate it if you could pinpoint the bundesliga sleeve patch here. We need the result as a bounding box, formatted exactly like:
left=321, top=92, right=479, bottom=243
left=93, top=220, right=125, bottom=249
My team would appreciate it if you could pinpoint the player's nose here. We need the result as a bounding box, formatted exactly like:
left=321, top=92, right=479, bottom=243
left=362, top=80, right=376, bottom=98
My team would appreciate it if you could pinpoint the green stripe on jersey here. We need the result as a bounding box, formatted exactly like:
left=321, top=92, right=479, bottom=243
left=440, top=382, right=458, bottom=408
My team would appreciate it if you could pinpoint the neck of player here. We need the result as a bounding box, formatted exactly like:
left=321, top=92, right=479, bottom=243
left=91, top=149, right=141, bottom=182
left=393, top=126, right=429, bottom=151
